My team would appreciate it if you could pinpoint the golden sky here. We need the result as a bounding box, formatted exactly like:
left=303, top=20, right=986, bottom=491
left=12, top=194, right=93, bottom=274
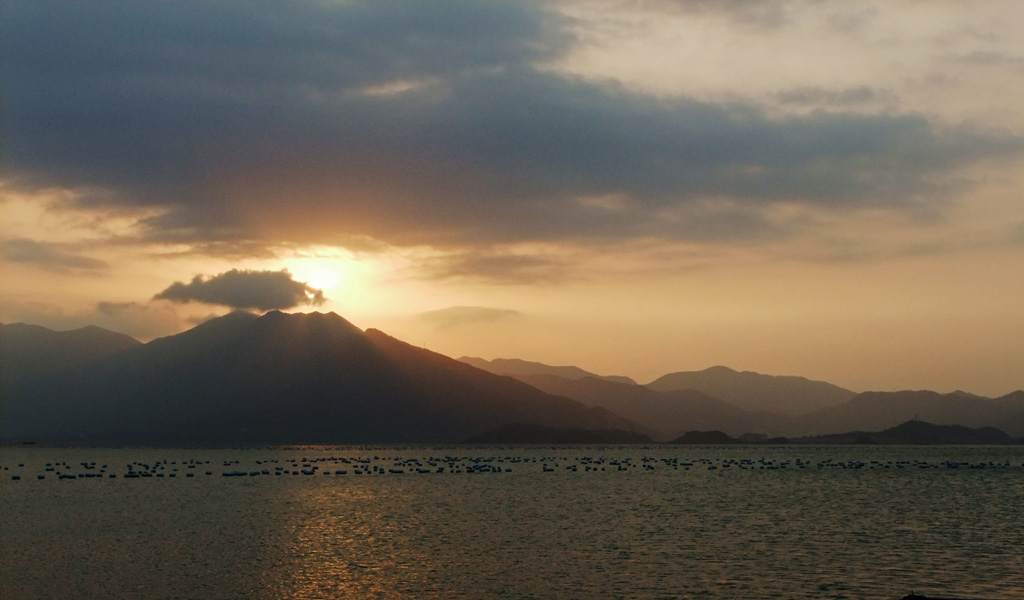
left=2, top=0, right=1023, bottom=395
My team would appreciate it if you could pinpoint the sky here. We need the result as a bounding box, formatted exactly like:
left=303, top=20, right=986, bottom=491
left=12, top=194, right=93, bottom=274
left=2, top=0, right=1023, bottom=395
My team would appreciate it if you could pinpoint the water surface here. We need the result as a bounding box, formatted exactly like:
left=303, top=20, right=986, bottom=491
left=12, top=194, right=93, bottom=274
left=2, top=445, right=1022, bottom=599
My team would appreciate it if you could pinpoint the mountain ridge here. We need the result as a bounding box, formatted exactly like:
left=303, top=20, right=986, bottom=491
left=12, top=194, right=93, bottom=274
left=3, top=315, right=1021, bottom=442
left=1, top=321, right=142, bottom=377
left=1, top=312, right=643, bottom=444
left=506, top=373, right=786, bottom=440
left=795, top=389, right=1024, bottom=437
left=458, top=356, right=637, bottom=385
left=798, top=419, right=1018, bottom=445
left=647, top=365, right=857, bottom=416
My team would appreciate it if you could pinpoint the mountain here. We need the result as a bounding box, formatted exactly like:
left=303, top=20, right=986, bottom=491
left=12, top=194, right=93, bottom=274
left=800, top=420, right=1017, bottom=445
left=993, top=390, right=1024, bottom=414
left=6, top=316, right=1019, bottom=443
left=459, top=357, right=636, bottom=385
left=796, top=390, right=1024, bottom=438
left=647, top=365, right=856, bottom=416
left=1, top=311, right=641, bottom=444
left=507, top=373, right=787, bottom=440
left=0, top=322, right=141, bottom=383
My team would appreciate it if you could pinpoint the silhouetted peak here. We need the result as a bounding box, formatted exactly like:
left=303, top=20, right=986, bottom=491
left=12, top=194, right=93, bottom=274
left=66, top=325, right=141, bottom=347
left=648, top=364, right=857, bottom=417
left=182, top=309, right=257, bottom=332
left=882, top=420, right=1012, bottom=444
left=891, top=419, right=935, bottom=432
left=258, top=310, right=356, bottom=327
left=185, top=310, right=258, bottom=332
left=949, top=390, right=986, bottom=400
left=244, top=311, right=367, bottom=352
left=1, top=322, right=50, bottom=333
left=142, top=310, right=260, bottom=353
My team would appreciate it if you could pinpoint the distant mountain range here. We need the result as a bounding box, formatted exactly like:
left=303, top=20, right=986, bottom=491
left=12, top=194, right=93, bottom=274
left=459, top=359, right=856, bottom=418
left=493, top=373, right=784, bottom=439
left=460, top=357, right=1024, bottom=439
left=792, top=390, right=1024, bottom=438
left=2, top=312, right=1022, bottom=444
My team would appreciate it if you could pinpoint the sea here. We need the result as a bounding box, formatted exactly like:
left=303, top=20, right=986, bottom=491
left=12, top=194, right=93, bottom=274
left=2, top=445, right=1022, bottom=600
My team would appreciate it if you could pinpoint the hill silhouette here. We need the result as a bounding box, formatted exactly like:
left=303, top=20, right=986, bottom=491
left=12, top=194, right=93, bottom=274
left=431, top=358, right=1024, bottom=439
left=796, top=390, right=1024, bottom=438
left=1, top=322, right=141, bottom=383
left=647, top=365, right=856, bottom=416
left=459, top=357, right=636, bottom=385
left=1, top=311, right=641, bottom=444
left=800, top=420, right=1016, bottom=445
left=4, top=315, right=1021, bottom=443
left=506, top=373, right=785, bottom=440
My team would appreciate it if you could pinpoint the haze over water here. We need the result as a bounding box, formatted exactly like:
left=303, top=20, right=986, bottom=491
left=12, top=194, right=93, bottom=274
left=3, top=445, right=1023, bottom=599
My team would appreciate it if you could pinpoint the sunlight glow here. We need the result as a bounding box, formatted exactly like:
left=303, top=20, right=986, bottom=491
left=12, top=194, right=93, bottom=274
left=284, top=258, right=345, bottom=295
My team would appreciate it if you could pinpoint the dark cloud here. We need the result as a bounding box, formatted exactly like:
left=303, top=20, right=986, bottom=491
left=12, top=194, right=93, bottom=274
left=956, top=51, right=1024, bottom=68
left=420, top=252, right=566, bottom=284
left=825, top=7, right=879, bottom=32
left=417, top=306, right=522, bottom=330
left=3, top=0, right=1022, bottom=253
left=0, top=238, right=108, bottom=271
left=775, top=86, right=897, bottom=108
left=630, top=0, right=792, bottom=29
left=153, top=269, right=325, bottom=311
left=158, top=241, right=282, bottom=261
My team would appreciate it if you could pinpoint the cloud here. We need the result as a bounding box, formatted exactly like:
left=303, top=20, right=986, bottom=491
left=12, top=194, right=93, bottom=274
left=153, top=269, right=325, bottom=311
left=632, top=0, right=793, bottom=29
left=956, top=51, right=1024, bottom=68
left=156, top=240, right=282, bottom=261
left=419, top=251, right=566, bottom=284
left=3, top=0, right=1023, bottom=252
left=417, top=306, right=522, bottom=330
left=0, top=238, right=108, bottom=271
left=774, top=86, right=897, bottom=108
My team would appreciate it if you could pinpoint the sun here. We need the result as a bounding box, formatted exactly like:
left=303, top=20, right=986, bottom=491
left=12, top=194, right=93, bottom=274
left=270, top=247, right=397, bottom=319
left=292, top=264, right=341, bottom=295
left=282, top=254, right=347, bottom=297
